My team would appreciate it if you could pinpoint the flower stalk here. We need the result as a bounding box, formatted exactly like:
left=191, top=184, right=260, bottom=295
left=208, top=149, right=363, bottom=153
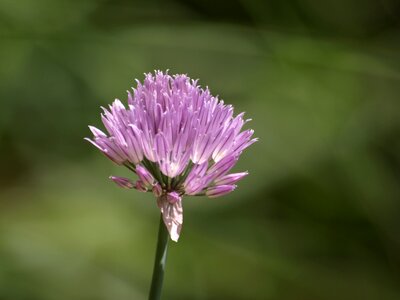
left=149, top=214, right=170, bottom=300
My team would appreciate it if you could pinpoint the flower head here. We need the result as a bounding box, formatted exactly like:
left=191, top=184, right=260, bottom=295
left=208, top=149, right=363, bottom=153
left=86, top=71, right=257, bottom=241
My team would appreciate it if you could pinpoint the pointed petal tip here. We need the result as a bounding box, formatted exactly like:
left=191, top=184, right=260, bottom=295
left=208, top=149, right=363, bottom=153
left=84, top=137, right=105, bottom=151
left=88, top=125, right=107, bottom=137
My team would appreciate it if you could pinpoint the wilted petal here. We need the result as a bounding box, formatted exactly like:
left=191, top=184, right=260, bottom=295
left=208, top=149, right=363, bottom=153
left=157, top=195, right=183, bottom=242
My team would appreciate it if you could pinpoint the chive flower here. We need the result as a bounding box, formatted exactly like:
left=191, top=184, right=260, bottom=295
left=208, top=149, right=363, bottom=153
left=86, top=71, right=257, bottom=242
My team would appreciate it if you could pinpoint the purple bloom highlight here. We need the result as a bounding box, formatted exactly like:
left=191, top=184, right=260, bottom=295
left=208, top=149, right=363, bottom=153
left=86, top=71, right=257, bottom=241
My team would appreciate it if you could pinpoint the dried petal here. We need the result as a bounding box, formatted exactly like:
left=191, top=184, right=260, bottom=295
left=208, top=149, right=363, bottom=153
left=157, top=195, right=183, bottom=242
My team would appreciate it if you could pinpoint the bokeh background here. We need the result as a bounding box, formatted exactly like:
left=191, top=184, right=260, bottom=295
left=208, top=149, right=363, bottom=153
left=1, top=0, right=400, bottom=299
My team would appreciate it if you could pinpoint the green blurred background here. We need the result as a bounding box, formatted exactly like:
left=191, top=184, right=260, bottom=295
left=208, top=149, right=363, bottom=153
left=1, top=0, right=400, bottom=299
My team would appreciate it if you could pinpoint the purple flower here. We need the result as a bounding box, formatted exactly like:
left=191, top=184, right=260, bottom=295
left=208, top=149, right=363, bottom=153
left=86, top=71, right=257, bottom=241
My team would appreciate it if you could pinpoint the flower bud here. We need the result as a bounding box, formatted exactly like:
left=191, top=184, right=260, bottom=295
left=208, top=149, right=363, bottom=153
left=109, top=176, right=134, bottom=189
left=134, top=180, right=148, bottom=192
left=136, top=165, right=155, bottom=188
left=152, top=183, right=163, bottom=197
left=167, top=191, right=181, bottom=204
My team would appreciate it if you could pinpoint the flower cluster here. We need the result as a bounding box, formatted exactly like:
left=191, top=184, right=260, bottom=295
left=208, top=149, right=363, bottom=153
left=86, top=71, right=256, bottom=241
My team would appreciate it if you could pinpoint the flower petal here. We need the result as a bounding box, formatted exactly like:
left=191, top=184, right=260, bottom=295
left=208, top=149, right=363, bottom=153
left=206, top=185, right=236, bottom=198
left=214, top=172, right=248, bottom=186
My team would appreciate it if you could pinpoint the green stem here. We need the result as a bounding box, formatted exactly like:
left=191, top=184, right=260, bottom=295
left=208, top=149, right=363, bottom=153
left=148, top=214, right=169, bottom=300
